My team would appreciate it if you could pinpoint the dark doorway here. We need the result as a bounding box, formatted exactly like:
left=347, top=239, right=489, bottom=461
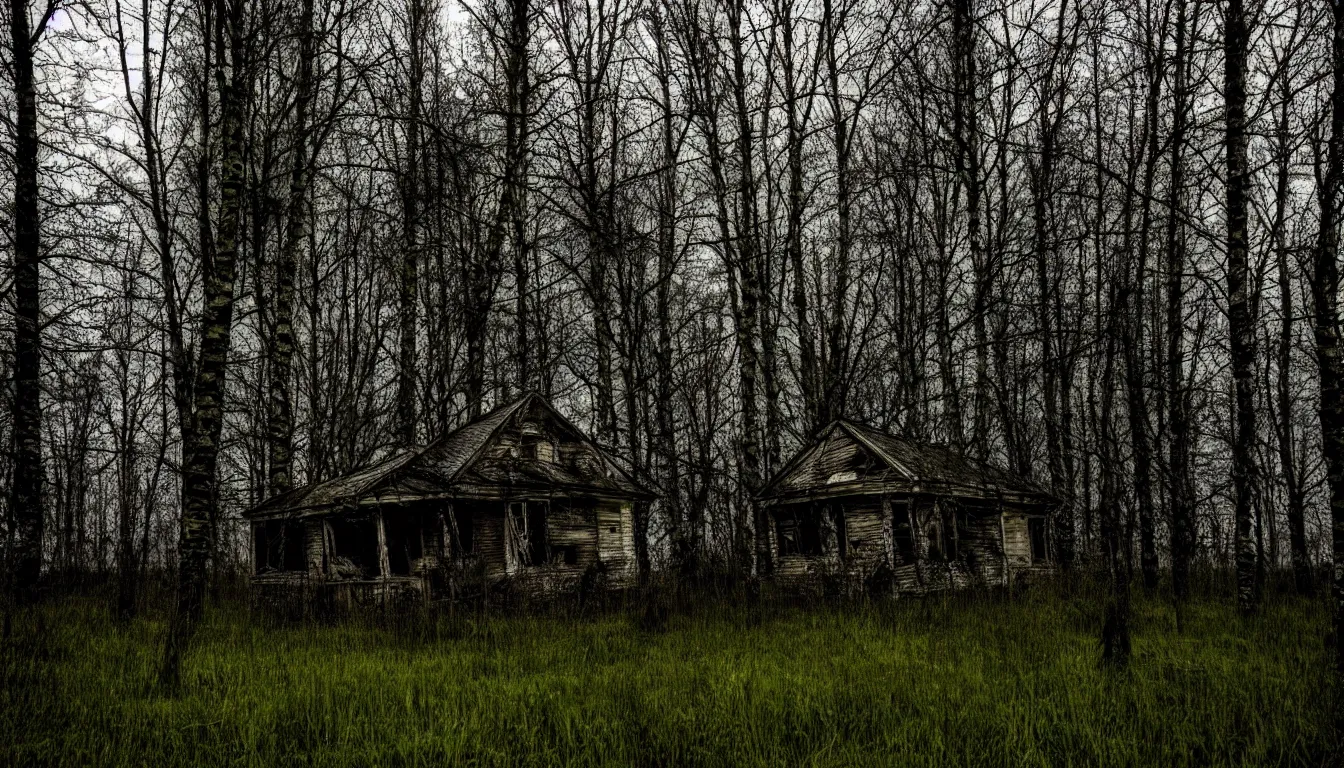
left=330, top=515, right=380, bottom=577
left=892, top=501, right=916, bottom=564
left=527, top=500, right=549, bottom=565
left=450, top=504, right=476, bottom=556
left=383, top=509, right=426, bottom=575
left=1029, top=517, right=1049, bottom=564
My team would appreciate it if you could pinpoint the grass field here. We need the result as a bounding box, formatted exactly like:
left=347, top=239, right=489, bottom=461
left=0, top=587, right=1330, bottom=767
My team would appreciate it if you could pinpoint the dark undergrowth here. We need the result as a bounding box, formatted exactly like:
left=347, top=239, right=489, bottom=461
left=0, top=583, right=1330, bottom=767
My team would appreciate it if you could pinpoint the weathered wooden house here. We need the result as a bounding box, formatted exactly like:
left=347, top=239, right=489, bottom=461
left=244, top=393, right=655, bottom=607
left=758, top=420, right=1058, bottom=594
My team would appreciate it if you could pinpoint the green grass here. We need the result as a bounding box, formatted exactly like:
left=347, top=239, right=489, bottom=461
left=1, top=589, right=1330, bottom=767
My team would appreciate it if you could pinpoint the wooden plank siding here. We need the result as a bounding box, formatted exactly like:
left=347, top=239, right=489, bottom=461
left=597, top=500, right=638, bottom=588
left=767, top=493, right=1050, bottom=596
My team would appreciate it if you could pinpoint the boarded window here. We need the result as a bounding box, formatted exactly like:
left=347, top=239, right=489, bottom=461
left=1029, top=517, right=1049, bottom=563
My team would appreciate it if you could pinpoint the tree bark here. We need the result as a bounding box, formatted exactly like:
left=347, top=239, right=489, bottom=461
left=1268, top=54, right=1312, bottom=596
left=727, top=0, right=765, bottom=575
left=266, top=0, right=316, bottom=496
left=1125, top=10, right=1168, bottom=592
left=951, top=0, right=987, bottom=457
left=160, top=0, right=248, bottom=689
left=396, top=0, right=428, bottom=445
left=1315, top=0, right=1344, bottom=708
left=1032, top=0, right=1074, bottom=567
left=820, top=0, right=851, bottom=426
left=8, top=0, right=46, bottom=603
left=1225, top=0, right=1258, bottom=615
left=1166, top=0, right=1195, bottom=605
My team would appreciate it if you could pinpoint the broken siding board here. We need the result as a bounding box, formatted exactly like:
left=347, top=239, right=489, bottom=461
left=780, top=431, right=884, bottom=491
left=548, top=501, right=599, bottom=567
left=1002, top=512, right=1032, bottom=567
left=304, top=519, right=325, bottom=575
left=842, top=502, right=887, bottom=578
left=962, top=513, right=1004, bottom=585
left=476, top=506, right=508, bottom=578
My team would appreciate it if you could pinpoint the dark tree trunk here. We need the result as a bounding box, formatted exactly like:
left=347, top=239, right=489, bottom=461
left=1269, top=60, right=1311, bottom=596
left=779, top=0, right=820, bottom=435
left=1224, top=0, right=1258, bottom=615
left=396, top=0, right=428, bottom=445
left=1315, top=0, right=1344, bottom=707
left=9, top=0, right=45, bottom=603
left=727, top=0, right=765, bottom=576
left=160, top=0, right=248, bottom=689
left=820, top=0, right=851, bottom=427
left=1032, top=0, right=1074, bottom=567
left=1166, top=0, right=1195, bottom=605
left=650, top=4, right=685, bottom=570
left=1100, top=277, right=1130, bottom=667
left=951, top=0, right=987, bottom=457
left=266, top=0, right=316, bottom=496
left=1124, top=13, right=1167, bottom=593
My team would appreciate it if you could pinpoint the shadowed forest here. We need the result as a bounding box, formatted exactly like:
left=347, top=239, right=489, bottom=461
left=2, top=0, right=1343, bottom=761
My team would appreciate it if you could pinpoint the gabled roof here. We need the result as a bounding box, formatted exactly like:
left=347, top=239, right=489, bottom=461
left=245, top=393, right=654, bottom=518
left=758, top=419, right=1055, bottom=504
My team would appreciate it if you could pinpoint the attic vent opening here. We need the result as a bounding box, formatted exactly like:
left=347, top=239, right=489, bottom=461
left=522, top=435, right=554, bottom=463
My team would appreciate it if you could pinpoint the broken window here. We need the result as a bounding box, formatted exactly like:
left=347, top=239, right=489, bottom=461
left=329, top=515, right=380, bottom=578
left=255, top=519, right=306, bottom=573
left=509, top=500, right=552, bottom=566
left=925, top=522, right=943, bottom=561
left=1029, top=517, right=1049, bottom=563
left=932, top=503, right=963, bottom=561
left=551, top=544, right=578, bottom=564
left=521, top=435, right=554, bottom=463
left=528, top=501, right=549, bottom=564
left=775, top=505, right=826, bottom=557
left=449, top=504, right=476, bottom=556
left=925, top=512, right=959, bottom=563
left=826, top=505, right=848, bottom=560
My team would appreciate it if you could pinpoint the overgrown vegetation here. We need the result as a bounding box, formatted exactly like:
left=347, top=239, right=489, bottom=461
left=2, top=588, right=1328, bottom=767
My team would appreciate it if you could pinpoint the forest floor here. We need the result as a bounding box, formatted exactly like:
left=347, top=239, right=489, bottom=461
left=0, top=586, right=1330, bottom=767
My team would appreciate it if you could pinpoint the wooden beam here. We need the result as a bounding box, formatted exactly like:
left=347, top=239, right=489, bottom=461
left=999, top=501, right=1009, bottom=588
left=376, top=508, right=390, bottom=578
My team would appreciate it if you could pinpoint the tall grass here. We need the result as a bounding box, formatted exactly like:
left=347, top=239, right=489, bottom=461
left=1, top=588, right=1329, bottom=766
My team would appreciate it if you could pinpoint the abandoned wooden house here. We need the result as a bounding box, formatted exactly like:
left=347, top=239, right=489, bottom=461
left=244, top=393, right=655, bottom=607
left=758, top=420, right=1059, bottom=595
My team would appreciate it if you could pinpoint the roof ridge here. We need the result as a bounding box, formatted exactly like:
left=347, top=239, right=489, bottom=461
left=836, top=420, right=917, bottom=481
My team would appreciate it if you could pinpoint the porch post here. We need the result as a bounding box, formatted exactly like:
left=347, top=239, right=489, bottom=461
left=999, top=500, right=1010, bottom=588
left=376, top=507, right=390, bottom=578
